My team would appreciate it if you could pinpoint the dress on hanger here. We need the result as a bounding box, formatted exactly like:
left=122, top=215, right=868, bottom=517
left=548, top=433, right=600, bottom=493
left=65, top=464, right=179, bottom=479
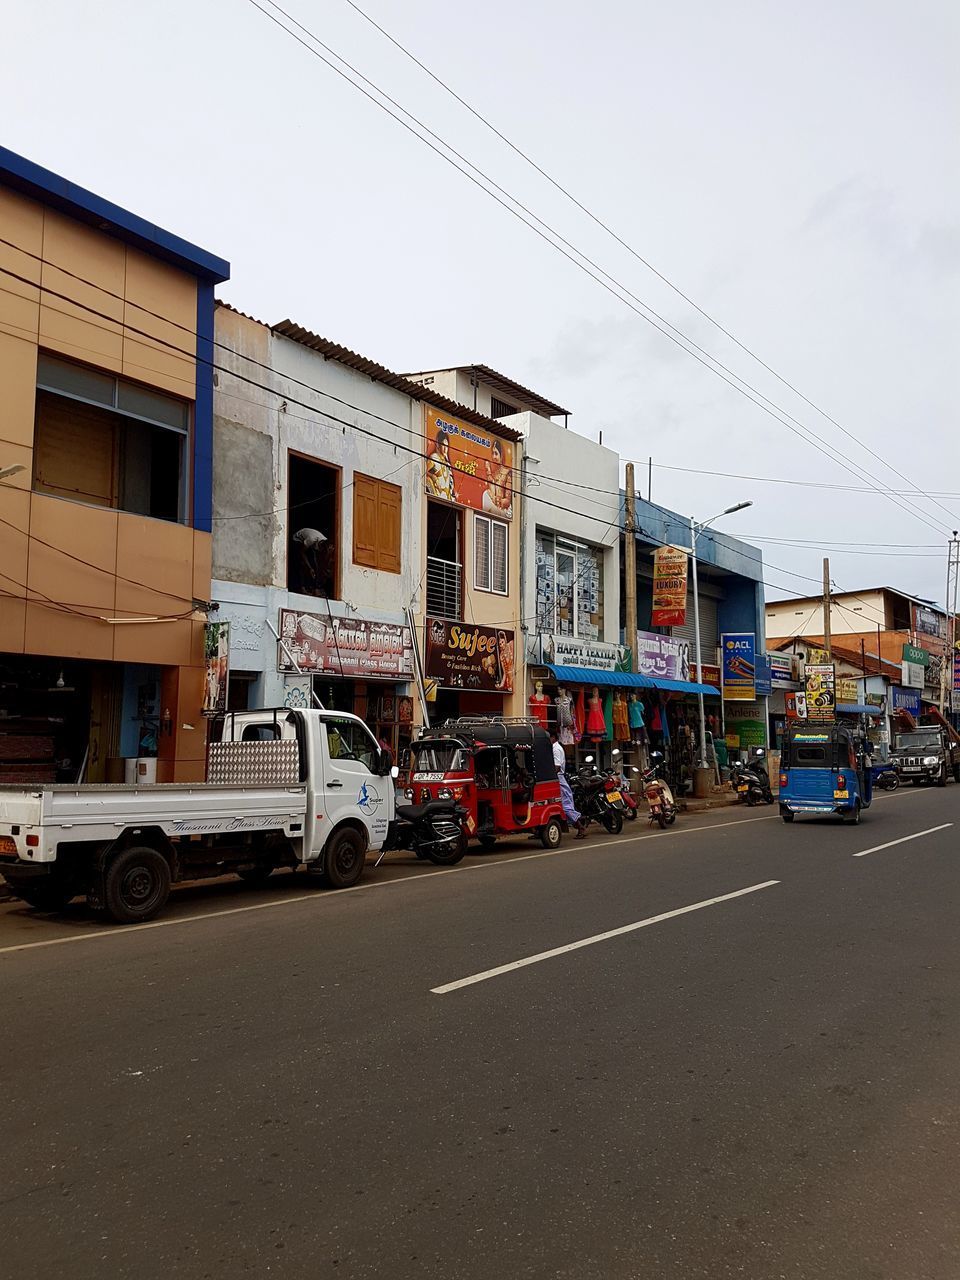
left=586, top=692, right=606, bottom=738
left=556, top=692, right=575, bottom=746
left=612, top=693, right=630, bottom=742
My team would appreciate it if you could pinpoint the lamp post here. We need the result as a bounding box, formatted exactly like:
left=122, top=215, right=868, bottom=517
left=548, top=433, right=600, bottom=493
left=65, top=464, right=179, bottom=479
left=689, top=501, right=753, bottom=770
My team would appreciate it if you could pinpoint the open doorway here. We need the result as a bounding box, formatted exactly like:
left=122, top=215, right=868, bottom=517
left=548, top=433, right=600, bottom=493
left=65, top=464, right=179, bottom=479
left=426, top=500, right=463, bottom=619
left=287, top=453, right=339, bottom=598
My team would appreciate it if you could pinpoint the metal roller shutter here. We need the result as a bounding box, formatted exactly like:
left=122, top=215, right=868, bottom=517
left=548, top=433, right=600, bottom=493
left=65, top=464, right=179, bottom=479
left=672, top=590, right=719, bottom=659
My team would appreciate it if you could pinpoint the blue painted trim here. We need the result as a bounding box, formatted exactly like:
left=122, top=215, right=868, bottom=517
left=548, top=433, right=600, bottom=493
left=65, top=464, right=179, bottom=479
left=193, top=283, right=215, bottom=534
left=545, top=665, right=720, bottom=697
left=0, top=145, right=229, bottom=283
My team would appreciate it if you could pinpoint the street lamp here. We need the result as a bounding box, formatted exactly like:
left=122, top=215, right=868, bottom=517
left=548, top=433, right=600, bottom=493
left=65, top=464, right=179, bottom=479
left=689, top=501, right=753, bottom=771
left=0, top=463, right=26, bottom=482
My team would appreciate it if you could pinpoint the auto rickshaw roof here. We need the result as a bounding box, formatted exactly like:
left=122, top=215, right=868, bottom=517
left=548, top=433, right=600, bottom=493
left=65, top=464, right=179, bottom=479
left=417, top=718, right=551, bottom=750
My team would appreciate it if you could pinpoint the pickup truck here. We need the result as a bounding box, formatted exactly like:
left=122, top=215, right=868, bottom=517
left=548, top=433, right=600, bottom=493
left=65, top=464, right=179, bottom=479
left=890, top=723, right=960, bottom=787
left=0, top=708, right=464, bottom=924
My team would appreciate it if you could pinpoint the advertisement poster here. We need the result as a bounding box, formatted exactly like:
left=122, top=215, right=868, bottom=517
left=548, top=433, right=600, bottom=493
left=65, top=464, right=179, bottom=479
left=804, top=663, right=836, bottom=722
left=636, top=630, right=690, bottom=682
left=423, top=406, right=514, bottom=519
left=836, top=677, right=859, bottom=704
left=425, top=618, right=515, bottom=692
left=202, top=621, right=230, bottom=718
left=277, top=610, right=414, bottom=680
left=912, top=604, right=946, bottom=642
left=725, top=703, right=766, bottom=747
left=891, top=685, right=921, bottom=717
left=900, top=660, right=925, bottom=690
left=650, top=546, right=688, bottom=627
left=721, top=632, right=756, bottom=701
left=786, top=691, right=808, bottom=720
left=770, top=653, right=799, bottom=689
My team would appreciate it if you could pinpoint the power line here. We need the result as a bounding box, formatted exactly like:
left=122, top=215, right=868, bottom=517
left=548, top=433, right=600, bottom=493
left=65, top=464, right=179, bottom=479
left=339, top=0, right=960, bottom=531
left=247, top=0, right=955, bottom=541
left=649, top=460, right=960, bottom=500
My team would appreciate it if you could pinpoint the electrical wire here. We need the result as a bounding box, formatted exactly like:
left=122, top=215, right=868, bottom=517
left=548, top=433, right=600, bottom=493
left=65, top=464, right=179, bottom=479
left=246, top=0, right=956, bottom=540
left=338, top=0, right=960, bottom=532
left=649, top=460, right=960, bottom=500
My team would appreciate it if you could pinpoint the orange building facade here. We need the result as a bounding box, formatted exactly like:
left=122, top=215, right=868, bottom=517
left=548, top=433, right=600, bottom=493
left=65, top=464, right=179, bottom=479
left=0, top=147, right=229, bottom=783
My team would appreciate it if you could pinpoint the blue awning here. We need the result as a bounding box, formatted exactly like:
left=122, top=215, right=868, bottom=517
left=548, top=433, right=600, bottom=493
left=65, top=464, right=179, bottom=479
left=544, top=664, right=720, bottom=697
left=837, top=703, right=883, bottom=717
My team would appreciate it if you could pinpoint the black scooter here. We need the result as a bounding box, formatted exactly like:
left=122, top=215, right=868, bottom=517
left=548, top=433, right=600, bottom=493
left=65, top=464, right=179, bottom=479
left=570, top=756, right=624, bottom=835
left=731, top=749, right=774, bottom=806
left=378, top=801, right=468, bottom=866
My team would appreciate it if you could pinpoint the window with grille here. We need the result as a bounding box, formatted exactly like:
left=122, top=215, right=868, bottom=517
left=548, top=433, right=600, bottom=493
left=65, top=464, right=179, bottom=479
left=535, top=530, right=604, bottom=638
left=490, top=396, right=518, bottom=419
left=475, top=514, right=508, bottom=594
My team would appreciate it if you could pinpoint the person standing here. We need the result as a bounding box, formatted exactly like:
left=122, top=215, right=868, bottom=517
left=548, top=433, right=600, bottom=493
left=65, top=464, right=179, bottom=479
left=551, top=731, right=586, bottom=838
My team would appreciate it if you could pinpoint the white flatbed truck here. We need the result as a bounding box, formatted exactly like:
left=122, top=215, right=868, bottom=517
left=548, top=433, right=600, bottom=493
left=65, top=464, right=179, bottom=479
left=0, top=708, right=400, bottom=923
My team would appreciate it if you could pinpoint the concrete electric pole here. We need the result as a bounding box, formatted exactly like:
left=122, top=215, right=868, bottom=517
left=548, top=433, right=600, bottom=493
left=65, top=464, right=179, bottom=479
left=822, top=558, right=832, bottom=659
left=624, top=463, right=638, bottom=675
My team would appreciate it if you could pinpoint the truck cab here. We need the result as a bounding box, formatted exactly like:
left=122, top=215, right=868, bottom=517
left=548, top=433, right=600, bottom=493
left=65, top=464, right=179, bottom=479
left=890, top=723, right=960, bottom=787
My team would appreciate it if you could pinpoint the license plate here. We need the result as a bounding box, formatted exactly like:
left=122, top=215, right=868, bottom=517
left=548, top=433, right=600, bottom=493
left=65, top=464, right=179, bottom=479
left=0, top=835, right=17, bottom=855
left=833, top=789, right=849, bottom=799
left=737, top=784, right=748, bottom=793
left=607, top=791, right=622, bottom=803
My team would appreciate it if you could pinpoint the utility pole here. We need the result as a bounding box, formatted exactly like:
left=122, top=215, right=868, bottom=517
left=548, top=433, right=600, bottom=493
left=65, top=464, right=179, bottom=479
left=822, top=557, right=832, bottom=658
left=939, top=531, right=960, bottom=716
left=624, top=463, right=638, bottom=675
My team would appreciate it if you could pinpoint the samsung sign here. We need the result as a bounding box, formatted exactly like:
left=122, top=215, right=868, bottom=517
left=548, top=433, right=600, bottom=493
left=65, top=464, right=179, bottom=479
left=891, top=686, right=921, bottom=716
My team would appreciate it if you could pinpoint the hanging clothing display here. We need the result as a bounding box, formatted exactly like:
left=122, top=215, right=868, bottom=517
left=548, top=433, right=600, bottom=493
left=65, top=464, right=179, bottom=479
left=612, top=693, right=630, bottom=743
left=529, top=690, right=550, bottom=728
left=555, top=691, right=575, bottom=746
left=586, top=689, right=607, bottom=739
left=574, top=689, right=586, bottom=742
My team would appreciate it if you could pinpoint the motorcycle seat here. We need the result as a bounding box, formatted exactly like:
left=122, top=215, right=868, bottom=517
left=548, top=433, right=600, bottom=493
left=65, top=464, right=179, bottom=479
left=395, top=800, right=462, bottom=822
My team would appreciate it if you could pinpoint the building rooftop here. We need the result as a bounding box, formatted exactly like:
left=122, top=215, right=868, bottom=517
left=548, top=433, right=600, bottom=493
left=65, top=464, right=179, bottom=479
left=404, top=363, right=570, bottom=419
left=0, top=145, right=230, bottom=283
left=767, top=586, right=943, bottom=612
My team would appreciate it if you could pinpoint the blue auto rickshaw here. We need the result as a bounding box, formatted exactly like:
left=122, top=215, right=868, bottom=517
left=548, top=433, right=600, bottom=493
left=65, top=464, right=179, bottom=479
left=778, top=722, right=873, bottom=824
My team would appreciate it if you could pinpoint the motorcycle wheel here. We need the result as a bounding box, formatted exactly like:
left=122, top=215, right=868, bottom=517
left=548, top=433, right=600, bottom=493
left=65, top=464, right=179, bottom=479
left=765, top=794, right=775, bottom=805
left=426, top=831, right=467, bottom=867
left=601, top=810, right=623, bottom=835
left=656, top=811, right=668, bottom=829
left=745, top=792, right=757, bottom=807
left=664, top=809, right=677, bottom=826
left=624, top=806, right=638, bottom=821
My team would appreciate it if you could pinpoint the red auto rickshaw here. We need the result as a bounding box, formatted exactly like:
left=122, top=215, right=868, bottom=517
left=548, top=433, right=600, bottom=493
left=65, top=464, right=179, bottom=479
left=402, top=718, right=567, bottom=849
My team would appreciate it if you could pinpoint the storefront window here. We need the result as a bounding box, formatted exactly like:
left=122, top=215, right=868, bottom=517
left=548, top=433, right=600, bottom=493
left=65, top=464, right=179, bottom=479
left=536, top=531, right=603, bottom=639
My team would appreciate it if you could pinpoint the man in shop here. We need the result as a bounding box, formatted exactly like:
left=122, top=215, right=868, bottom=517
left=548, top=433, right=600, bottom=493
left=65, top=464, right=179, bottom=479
left=550, top=730, right=586, bottom=838
left=292, top=527, right=334, bottom=597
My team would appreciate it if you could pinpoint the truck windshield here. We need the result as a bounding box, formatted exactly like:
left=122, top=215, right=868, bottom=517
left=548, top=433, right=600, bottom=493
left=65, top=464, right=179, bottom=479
left=895, top=733, right=939, bottom=748
left=412, top=742, right=468, bottom=773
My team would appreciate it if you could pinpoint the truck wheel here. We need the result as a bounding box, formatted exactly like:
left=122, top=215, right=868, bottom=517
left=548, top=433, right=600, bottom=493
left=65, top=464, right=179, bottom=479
left=937, top=767, right=948, bottom=788
left=539, top=818, right=563, bottom=849
left=103, top=847, right=171, bottom=924
left=954, top=764, right=960, bottom=783
left=237, top=864, right=275, bottom=884
left=601, top=810, right=624, bottom=835
left=323, top=827, right=367, bottom=889
left=8, top=882, right=77, bottom=912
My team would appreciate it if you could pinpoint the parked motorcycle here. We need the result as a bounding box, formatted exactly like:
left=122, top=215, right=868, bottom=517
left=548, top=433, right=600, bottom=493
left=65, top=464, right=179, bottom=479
left=873, top=764, right=900, bottom=791
left=571, top=756, right=624, bottom=835
left=643, top=751, right=678, bottom=828
left=731, top=749, right=774, bottom=806
left=609, top=750, right=641, bottom=820
left=377, top=800, right=468, bottom=866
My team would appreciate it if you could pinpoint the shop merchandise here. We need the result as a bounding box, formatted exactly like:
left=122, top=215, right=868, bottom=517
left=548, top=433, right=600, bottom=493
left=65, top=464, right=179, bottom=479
left=628, top=693, right=647, bottom=744
left=586, top=687, right=607, bottom=740
left=555, top=688, right=575, bottom=746
left=574, top=689, right=586, bottom=742
left=529, top=681, right=550, bottom=728
left=612, top=691, right=630, bottom=743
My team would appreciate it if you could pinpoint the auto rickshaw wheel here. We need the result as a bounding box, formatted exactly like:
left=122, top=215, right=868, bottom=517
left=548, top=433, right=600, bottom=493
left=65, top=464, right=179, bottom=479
left=478, top=834, right=497, bottom=850
left=847, top=801, right=861, bottom=825
left=539, top=817, right=563, bottom=849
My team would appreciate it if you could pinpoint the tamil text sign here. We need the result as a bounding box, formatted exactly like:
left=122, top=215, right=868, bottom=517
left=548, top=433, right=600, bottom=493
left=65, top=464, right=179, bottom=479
left=423, top=406, right=514, bottom=519
left=278, top=610, right=414, bottom=680
left=425, top=618, right=515, bottom=693
left=549, top=636, right=629, bottom=672
left=650, top=545, right=688, bottom=627
left=721, top=632, right=756, bottom=701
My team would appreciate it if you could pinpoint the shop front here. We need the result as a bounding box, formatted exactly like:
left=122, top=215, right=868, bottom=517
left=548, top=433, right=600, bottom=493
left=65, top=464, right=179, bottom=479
left=423, top=618, right=515, bottom=726
left=277, top=608, right=416, bottom=759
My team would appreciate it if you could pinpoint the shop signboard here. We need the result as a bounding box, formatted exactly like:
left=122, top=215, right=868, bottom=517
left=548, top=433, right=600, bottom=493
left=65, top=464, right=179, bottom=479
left=202, top=621, right=230, bottom=717
left=650, top=546, right=688, bottom=627
left=721, top=632, right=756, bottom=701
left=725, top=702, right=766, bottom=747
left=891, top=686, right=921, bottom=717
left=804, top=663, right=836, bottom=722
left=699, top=663, right=722, bottom=690
left=423, top=406, right=514, bottom=519
left=786, top=691, right=807, bottom=720
left=755, top=655, right=773, bottom=698
left=424, top=617, right=515, bottom=692
left=912, top=604, right=945, bottom=642
left=277, top=610, right=414, bottom=680
left=769, top=653, right=798, bottom=689
left=954, top=650, right=960, bottom=693
left=806, top=646, right=830, bottom=665
left=837, top=677, right=859, bottom=704
left=635, top=630, right=690, bottom=682
left=902, top=642, right=930, bottom=667
left=900, top=660, right=925, bottom=690
left=548, top=636, right=629, bottom=672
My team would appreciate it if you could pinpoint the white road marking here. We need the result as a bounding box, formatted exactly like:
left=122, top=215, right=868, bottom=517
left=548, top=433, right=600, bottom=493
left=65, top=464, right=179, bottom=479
left=0, top=812, right=779, bottom=957
left=430, top=879, right=781, bottom=995
left=852, top=823, right=953, bottom=858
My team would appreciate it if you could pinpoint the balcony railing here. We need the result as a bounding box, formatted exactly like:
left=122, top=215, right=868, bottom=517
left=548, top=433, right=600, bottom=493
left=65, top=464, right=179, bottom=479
left=426, top=556, right=462, bottom=620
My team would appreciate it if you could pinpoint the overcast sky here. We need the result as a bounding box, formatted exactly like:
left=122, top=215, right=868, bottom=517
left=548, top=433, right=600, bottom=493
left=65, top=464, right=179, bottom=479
left=5, top=0, right=958, bottom=608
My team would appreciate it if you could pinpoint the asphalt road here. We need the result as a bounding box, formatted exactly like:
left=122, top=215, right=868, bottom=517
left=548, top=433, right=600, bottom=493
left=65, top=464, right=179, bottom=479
left=2, top=786, right=958, bottom=1279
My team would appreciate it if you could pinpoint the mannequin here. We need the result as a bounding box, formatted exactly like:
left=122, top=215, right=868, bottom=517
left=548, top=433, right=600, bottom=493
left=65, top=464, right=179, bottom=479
left=612, top=690, right=630, bottom=743
left=628, top=692, right=646, bottom=744
left=586, top=685, right=607, bottom=740
left=529, top=679, right=549, bottom=728
left=555, top=686, right=575, bottom=746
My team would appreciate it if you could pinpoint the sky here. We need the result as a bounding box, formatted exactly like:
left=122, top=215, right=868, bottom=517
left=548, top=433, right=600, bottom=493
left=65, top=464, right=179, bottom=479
left=4, top=0, right=958, bottom=607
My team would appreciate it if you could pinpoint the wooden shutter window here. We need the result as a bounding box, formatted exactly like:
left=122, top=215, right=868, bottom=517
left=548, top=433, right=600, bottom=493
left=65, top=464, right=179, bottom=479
left=353, top=474, right=402, bottom=573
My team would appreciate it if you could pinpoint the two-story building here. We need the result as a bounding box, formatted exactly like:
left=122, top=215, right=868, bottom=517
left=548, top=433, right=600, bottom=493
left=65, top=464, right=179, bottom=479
left=211, top=310, right=523, bottom=756
left=0, top=147, right=229, bottom=783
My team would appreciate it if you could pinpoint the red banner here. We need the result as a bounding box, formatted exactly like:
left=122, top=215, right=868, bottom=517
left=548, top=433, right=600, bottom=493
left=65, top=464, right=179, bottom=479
left=651, top=545, right=688, bottom=627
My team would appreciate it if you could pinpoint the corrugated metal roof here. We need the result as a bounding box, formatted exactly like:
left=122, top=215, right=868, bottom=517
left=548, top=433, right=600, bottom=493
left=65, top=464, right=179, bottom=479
left=272, top=322, right=522, bottom=441
left=405, top=364, right=570, bottom=419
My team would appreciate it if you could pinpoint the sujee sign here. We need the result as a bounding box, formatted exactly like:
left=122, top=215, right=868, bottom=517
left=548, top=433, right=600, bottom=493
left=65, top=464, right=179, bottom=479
left=651, top=546, right=688, bottom=627
left=424, top=617, right=515, bottom=693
